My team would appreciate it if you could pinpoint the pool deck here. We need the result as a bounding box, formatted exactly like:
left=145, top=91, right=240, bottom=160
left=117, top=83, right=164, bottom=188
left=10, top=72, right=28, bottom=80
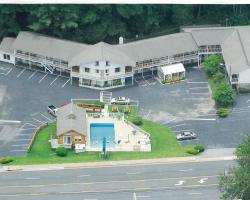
left=86, top=116, right=151, bottom=152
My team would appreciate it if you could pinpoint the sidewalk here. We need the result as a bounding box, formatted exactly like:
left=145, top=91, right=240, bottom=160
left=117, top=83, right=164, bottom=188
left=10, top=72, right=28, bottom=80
left=0, top=148, right=236, bottom=172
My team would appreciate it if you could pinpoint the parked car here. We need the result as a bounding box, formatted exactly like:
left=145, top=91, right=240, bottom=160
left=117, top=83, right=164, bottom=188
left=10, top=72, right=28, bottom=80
left=111, top=96, right=130, bottom=105
left=47, top=105, right=58, bottom=117
left=176, top=131, right=197, bottom=141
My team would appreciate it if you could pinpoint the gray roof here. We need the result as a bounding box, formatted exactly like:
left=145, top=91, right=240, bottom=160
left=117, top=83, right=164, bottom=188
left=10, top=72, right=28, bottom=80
left=116, top=32, right=199, bottom=62
left=70, top=42, right=135, bottom=66
left=57, top=102, right=87, bottom=136
left=13, top=31, right=88, bottom=61
left=0, top=37, right=15, bottom=54
left=183, top=27, right=235, bottom=46
left=221, top=29, right=249, bottom=74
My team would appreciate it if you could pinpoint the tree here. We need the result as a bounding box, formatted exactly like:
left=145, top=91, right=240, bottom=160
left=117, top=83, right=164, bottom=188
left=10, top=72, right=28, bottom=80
left=219, top=136, right=250, bottom=200
left=213, top=81, right=235, bottom=107
left=171, top=5, right=194, bottom=25
left=203, top=55, right=224, bottom=77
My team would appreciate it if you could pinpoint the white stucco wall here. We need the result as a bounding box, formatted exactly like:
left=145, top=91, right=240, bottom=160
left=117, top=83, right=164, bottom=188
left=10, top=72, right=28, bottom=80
left=0, top=51, right=15, bottom=64
left=78, top=61, right=126, bottom=79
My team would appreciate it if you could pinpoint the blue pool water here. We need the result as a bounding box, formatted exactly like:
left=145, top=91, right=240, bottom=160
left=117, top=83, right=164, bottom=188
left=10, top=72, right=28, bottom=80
left=90, top=123, right=115, bottom=148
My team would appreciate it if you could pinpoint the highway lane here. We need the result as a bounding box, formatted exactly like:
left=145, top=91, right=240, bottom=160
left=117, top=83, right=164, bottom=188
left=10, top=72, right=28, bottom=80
left=0, top=160, right=234, bottom=199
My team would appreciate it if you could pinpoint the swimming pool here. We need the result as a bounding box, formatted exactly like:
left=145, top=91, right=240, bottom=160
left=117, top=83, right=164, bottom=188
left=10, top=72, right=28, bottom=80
left=90, top=123, right=115, bottom=148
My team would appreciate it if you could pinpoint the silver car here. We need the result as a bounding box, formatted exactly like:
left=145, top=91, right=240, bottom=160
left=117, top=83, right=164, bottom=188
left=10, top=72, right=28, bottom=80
left=176, top=131, right=197, bottom=141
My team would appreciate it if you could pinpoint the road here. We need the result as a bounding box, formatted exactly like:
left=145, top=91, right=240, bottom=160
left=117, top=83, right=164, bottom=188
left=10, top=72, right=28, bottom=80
left=0, top=160, right=234, bottom=200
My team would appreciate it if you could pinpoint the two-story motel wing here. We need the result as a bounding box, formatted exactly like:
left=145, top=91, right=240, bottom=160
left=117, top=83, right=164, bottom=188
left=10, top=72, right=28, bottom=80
left=1, top=25, right=250, bottom=91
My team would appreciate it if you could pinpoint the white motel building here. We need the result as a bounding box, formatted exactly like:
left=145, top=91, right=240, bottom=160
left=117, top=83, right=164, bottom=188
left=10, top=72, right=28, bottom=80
left=1, top=25, right=250, bottom=91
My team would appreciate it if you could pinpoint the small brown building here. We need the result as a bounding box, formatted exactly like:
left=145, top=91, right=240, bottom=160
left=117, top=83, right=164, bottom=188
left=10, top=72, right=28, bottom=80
left=56, top=102, right=87, bottom=148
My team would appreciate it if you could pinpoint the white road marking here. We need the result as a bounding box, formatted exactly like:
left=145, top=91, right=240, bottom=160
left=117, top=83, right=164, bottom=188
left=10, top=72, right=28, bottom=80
left=188, top=192, right=202, bottom=195
left=62, top=78, right=70, bottom=88
left=161, top=118, right=176, bottom=125
left=32, top=117, right=46, bottom=124
left=38, top=74, right=47, bottom=83
left=137, top=195, right=151, bottom=198
left=16, top=68, right=25, bottom=78
left=20, top=127, right=37, bottom=131
left=10, top=149, right=26, bottom=152
left=189, top=87, right=208, bottom=90
left=84, top=199, right=98, bottom=200
left=0, top=120, right=21, bottom=124
left=169, top=124, right=186, bottom=128
left=13, top=138, right=31, bottom=141
left=78, top=174, right=91, bottom=177
left=11, top=144, right=28, bottom=147
left=126, top=172, right=141, bottom=175
left=189, top=118, right=216, bottom=121
left=5, top=68, right=12, bottom=75
left=179, top=169, right=193, bottom=172
left=28, top=70, right=37, bottom=80
left=25, top=177, right=40, bottom=180
left=198, top=178, right=208, bottom=184
left=49, top=75, right=59, bottom=86
left=190, top=92, right=210, bottom=95
left=187, top=81, right=208, bottom=84
left=175, top=180, right=185, bottom=186
left=40, top=113, right=53, bottom=122
left=246, top=99, right=250, bottom=103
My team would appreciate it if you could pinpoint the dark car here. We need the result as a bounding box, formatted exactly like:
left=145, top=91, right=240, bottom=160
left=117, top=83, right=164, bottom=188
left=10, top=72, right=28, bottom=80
left=176, top=131, right=197, bottom=141
left=47, top=105, right=58, bottom=117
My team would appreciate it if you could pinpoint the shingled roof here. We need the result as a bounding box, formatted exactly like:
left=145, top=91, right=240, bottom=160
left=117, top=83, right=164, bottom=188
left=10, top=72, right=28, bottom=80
left=57, top=102, right=87, bottom=136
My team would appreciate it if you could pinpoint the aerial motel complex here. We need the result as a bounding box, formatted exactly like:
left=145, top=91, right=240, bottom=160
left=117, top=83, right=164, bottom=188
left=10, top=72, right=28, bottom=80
left=1, top=25, right=250, bottom=91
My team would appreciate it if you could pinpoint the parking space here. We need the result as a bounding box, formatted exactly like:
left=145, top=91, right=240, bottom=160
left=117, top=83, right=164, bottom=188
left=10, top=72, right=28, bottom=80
left=0, top=65, right=71, bottom=89
left=134, top=73, right=158, bottom=87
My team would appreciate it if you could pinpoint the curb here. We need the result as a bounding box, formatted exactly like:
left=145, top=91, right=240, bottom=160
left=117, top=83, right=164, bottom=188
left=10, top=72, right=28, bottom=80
left=0, top=155, right=236, bottom=172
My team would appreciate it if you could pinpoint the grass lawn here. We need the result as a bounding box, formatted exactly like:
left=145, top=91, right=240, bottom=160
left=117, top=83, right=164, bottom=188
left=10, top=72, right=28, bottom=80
left=11, top=119, right=192, bottom=165
left=108, top=105, right=139, bottom=116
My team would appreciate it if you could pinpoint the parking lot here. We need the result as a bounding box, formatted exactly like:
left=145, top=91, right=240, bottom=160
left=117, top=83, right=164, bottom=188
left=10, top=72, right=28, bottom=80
left=0, top=63, right=250, bottom=156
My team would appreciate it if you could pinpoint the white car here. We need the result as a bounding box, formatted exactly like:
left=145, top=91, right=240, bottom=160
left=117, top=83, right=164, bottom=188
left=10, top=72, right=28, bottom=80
left=111, top=96, right=130, bottom=105
left=47, top=105, right=58, bottom=117
left=176, top=131, right=197, bottom=141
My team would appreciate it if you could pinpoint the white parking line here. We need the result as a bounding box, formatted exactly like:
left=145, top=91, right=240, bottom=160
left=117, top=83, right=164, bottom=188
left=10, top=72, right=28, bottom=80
left=25, top=177, right=40, bottom=180
left=32, top=117, right=46, bottom=124
left=169, top=124, right=186, bottom=128
left=13, top=138, right=31, bottom=141
left=17, top=68, right=26, bottom=78
left=189, top=87, right=208, bottom=90
left=187, top=81, right=208, bottom=84
left=5, top=68, right=12, bottom=75
left=62, top=78, right=70, bottom=88
left=11, top=144, right=28, bottom=147
left=10, top=149, right=26, bottom=152
left=28, top=70, right=37, bottom=80
left=38, top=74, right=48, bottom=83
left=50, top=75, right=59, bottom=86
left=40, top=113, right=53, bottom=121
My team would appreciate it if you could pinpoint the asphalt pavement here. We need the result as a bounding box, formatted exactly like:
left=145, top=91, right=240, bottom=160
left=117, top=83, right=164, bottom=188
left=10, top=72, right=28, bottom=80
left=0, top=160, right=234, bottom=200
left=0, top=63, right=250, bottom=156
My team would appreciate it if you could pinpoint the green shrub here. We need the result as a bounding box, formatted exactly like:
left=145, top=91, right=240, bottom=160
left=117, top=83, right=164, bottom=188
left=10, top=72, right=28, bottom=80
left=0, top=157, right=14, bottom=164
left=186, top=148, right=199, bottom=155
left=194, top=145, right=205, bottom=153
left=130, top=115, right=143, bottom=126
left=213, top=82, right=235, bottom=107
left=55, top=147, right=67, bottom=157
left=216, top=108, right=231, bottom=118
left=213, top=72, right=225, bottom=83
left=203, top=55, right=224, bottom=77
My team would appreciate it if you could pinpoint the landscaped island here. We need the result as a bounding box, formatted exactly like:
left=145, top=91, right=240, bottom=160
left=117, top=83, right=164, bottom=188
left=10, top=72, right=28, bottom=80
left=2, top=101, right=203, bottom=165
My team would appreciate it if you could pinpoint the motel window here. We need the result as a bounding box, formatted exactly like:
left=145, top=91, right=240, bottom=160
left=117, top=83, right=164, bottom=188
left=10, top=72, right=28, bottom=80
left=63, top=136, right=71, bottom=145
left=106, top=61, right=110, bottom=66
left=85, top=67, right=90, bottom=73
left=95, top=69, right=99, bottom=73
left=105, top=69, right=109, bottom=74
left=3, top=54, right=10, bottom=60
left=115, top=67, right=120, bottom=73
left=95, top=61, right=99, bottom=66
left=75, top=136, right=82, bottom=142
left=72, top=66, right=79, bottom=73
